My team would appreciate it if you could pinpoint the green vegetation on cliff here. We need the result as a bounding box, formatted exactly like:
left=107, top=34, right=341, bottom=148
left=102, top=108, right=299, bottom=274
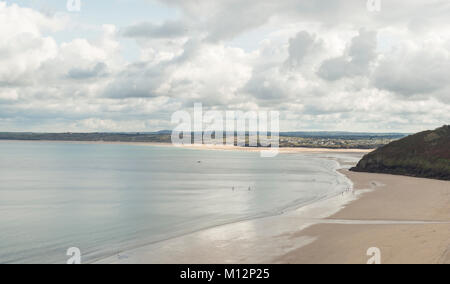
left=351, top=125, right=450, bottom=180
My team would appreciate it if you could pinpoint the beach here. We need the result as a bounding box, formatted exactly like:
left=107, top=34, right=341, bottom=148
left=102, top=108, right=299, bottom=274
left=277, top=170, right=450, bottom=264
left=96, top=150, right=450, bottom=264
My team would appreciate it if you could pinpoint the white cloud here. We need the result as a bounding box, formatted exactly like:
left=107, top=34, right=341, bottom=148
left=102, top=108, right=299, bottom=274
left=373, top=40, right=450, bottom=101
left=285, top=31, right=323, bottom=69
left=318, top=29, right=378, bottom=81
left=0, top=2, right=62, bottom=86
left=0, top=88, right=18, bottom=101
left=0, top=1, right=449, bottom=132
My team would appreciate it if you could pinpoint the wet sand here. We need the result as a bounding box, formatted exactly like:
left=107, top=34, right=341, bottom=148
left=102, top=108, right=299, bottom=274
left=95, top=182, right=362, bottom=264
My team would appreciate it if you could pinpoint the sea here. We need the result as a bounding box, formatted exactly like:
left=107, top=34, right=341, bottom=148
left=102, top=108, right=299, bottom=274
left=0, top=141, right=360, bottom=263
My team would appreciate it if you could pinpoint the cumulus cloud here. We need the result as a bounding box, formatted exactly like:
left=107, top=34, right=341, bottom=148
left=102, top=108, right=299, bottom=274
left=0, top=2, right=62, bottom=86
left=67, top=62, right=108, bottom=80
left=1, top=1, right=449, bottom=132
left=122, top=21, right=188, bottom=39
left=318, top=29, right=378, bottom=81
left=157, top=0, right=374, bottom=41
left=285, top=31, right=323, bottom=68
left=373, top=43, right=450, bottom=101
left=157, top=0, right=450, bottom=42
left=103, top=40, right=252, bottom=107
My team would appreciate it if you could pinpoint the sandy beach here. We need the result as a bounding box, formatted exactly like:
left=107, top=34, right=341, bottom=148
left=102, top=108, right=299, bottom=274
left=95, top=150, right=450, bottom=264
left=277, top=171, right=450, bottom=264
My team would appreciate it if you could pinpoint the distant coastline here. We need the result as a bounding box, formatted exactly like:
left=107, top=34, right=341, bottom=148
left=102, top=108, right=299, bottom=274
left=0, top=131, right=406, bottom=150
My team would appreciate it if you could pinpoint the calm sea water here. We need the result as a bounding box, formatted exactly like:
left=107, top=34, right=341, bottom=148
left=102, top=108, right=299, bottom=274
left=0, top=141, right=355, bottom=264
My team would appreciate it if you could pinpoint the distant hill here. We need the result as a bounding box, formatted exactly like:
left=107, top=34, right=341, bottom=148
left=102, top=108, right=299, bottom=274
left=351, top=125, right=450, bottom=180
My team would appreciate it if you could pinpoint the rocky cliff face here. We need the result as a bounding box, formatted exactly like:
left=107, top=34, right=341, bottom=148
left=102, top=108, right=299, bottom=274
left=351, top=125, right=450, bottom=180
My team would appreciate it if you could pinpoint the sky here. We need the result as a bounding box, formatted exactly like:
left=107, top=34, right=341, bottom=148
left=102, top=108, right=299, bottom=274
left=0, top=0, right=449, bottom=133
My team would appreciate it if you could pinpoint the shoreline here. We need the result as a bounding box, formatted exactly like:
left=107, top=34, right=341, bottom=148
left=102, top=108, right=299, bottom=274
left=0, top=139, right=374, bottom=154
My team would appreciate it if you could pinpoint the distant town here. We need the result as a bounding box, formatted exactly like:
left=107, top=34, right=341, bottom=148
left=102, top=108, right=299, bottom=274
left=278, top=136, right=401, bottom=149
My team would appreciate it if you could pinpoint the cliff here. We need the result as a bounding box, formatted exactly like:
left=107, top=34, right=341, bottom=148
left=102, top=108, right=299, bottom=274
left=351, top=125, right=450, bottom=180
